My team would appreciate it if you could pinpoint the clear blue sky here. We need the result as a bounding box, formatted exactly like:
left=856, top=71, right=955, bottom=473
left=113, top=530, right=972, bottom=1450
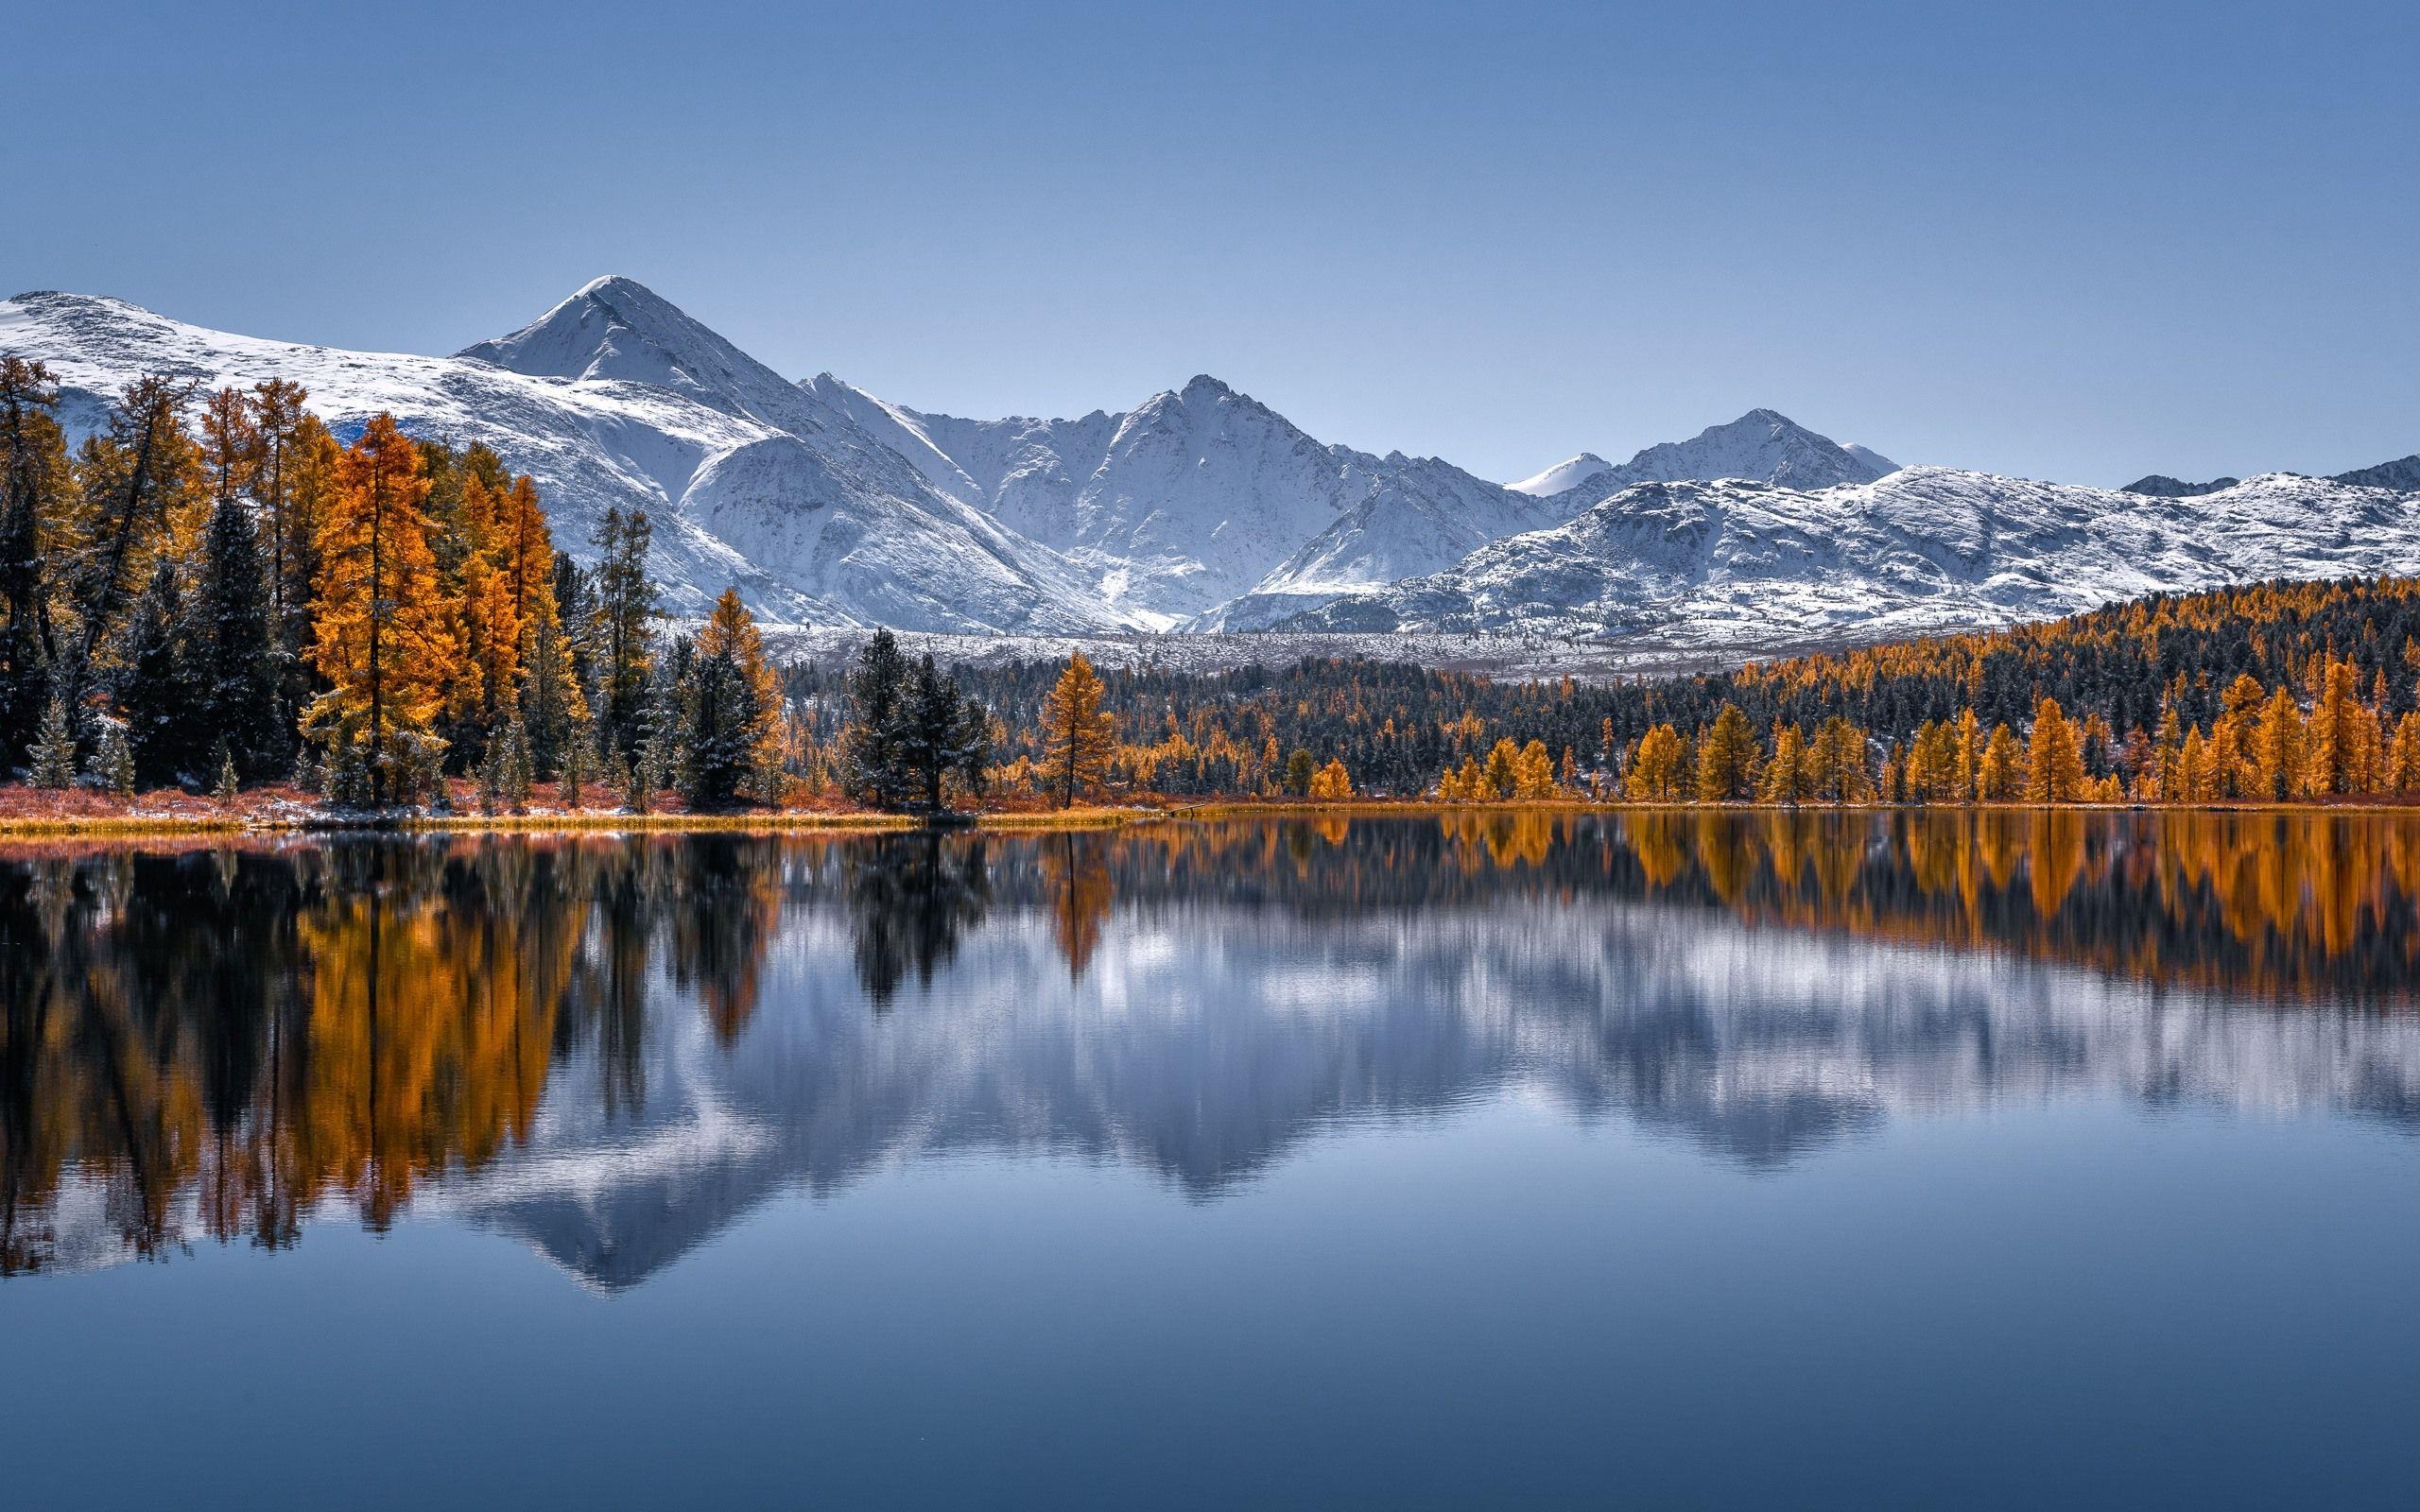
left=9, top=0, right=2413, bottom=485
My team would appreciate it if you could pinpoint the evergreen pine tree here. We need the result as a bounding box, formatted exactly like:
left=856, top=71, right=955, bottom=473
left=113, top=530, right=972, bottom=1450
left=197, top=490, right=275, bottom=774
left=839, top=628, right=912, bottom=808
left=114, top=557, right=207, bottom=786
left=91, top=718, right=135, bottom=799
left=593, top=507, right=658, bottom=755
left=213, top=741, right=239, bottom=805
left=892, top=654, right=990, bottom=813
left=0, top=357, right=67, bottom=761
left=679, top=647, right=761, bottom=809
left=28, top=693, right=76, bottom=788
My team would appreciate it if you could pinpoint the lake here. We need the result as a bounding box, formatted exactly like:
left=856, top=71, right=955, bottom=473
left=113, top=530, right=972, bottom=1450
left=5, top=812, right=2419, bottom=1508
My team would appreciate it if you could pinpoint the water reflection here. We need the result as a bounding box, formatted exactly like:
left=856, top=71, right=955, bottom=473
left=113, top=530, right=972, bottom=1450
left=4, top=813, right=2418, bottom=1284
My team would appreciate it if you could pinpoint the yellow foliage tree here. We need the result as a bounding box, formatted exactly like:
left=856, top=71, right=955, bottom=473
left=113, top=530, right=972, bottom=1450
left=2025, top=697, right=2086, bottom=802
left=2253, top=685, right=2305, bottom=801
left=1758, top=722, right=1809, bottom=804
left=1514, top=738, right=1557, bottom=799
left=1626, top=724, right=1685, bottom=801
left=2386, top=712, right=2420, bottom=795
left=1041, top=651, right=1116, bottom=807
left=1977, top=723, right=2026, bottom=801
left=308, top=414, right=460, bottom=803
left=698, top=587, right=784, bottom=793
left=1694, top=704, right=1759, bottom=801
left=1308, top=758, right=1352, bottom=799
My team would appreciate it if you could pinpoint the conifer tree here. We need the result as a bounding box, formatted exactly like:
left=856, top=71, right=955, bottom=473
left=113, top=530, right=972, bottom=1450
left=196, top=489, right=275, bottom=773
left=679, top=645, right=762, bottom=809
left=1285, top=747, right=1316, bottom=795
left=1694, top=704, right=1758, bottom=800
left=0, top=356, right=68, bottom=756
left=27, top=693, right=75, bottom=788
left=2024, top=697, right=2086, bottom=802
left=114, top=557, right=206, bottom=786
left=897, top=653, right=989, bottom=813
left=1514, top=738, right=1556, bottom=798
left=1624, top=724, right=1685, bottom=801
left=2254, top=686, right=2305, bottom=801
left=1759, top=722, right=1810, bottom=804
left=2303, top=658, right=2371, bottom=797
left=91, top=718, right=134, bottom=799
left=306, top=413, right=459, bottom=805
left=559, top=714, right=595, bottom=808
left=697, top=589, right=781, bottom=793
left=1041, top=651, right=1116, bottom=808
left=593, top=507, right=657, bottom=754
left=1977, top=724, right=2026, bottom=801
left=2177, top=726, right=2218, bottom=803
left=839, top=627, right=912, bottom=808
left=64, top=374, right=199, bottom=711
left=521, top=601, right=586, bottom=779
left=1806, top=717, right=1873, bottom=803
left=2385, top=712, right=2420, bottom=795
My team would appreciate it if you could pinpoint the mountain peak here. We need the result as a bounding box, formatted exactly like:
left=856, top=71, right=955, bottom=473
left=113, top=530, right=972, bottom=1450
left=571, top=273, right=658, bottom=301
left=457, top=276, right=790, bottom=413
left=1505, top=454, right=1615, bottom=497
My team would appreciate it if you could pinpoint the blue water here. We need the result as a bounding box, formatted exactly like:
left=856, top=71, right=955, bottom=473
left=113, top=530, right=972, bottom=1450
left=5, top=815, right=2418, bottom=1508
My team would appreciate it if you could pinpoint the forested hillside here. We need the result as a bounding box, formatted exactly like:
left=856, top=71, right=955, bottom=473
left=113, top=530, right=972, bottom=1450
left=786, top=577, right=2420, bottom=804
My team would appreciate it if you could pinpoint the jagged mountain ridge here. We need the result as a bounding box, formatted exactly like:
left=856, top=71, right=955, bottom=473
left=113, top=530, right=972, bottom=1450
left=807, top=371, right=1560, bottom=626
left=1509, top=408, right=1900, bottom=505
left=2121, top=473, right=2240, bottom=498
left=10, top=275, right=2414, bottom=654
left=0, top=282, right=1113, bottom=632
left=1284, top=466, right=2420, bottom=648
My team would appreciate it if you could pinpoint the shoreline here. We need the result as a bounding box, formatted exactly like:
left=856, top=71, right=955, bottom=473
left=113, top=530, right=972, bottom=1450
left=2, top=794, right=2415, bottom=841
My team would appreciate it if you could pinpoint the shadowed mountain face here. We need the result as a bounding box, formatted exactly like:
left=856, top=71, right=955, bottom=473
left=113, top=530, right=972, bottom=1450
left=6, top=814, right=2420, bottom=1289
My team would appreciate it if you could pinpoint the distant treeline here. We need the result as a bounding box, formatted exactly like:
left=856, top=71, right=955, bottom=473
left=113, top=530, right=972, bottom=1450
left=786, top=576, right=2420, bottom=804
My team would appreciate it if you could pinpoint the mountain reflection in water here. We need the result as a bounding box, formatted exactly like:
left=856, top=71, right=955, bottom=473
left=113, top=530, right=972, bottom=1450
left=4, top=811, right=2418, bottom=1287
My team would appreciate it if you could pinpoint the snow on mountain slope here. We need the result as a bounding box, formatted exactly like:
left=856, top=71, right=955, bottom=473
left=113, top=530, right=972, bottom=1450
left=1282, top=467, right=2420, bottom=648
left=808, top=372, right=1557, bottom=627
left=1506, top=454, right=1614, bottom=497
left=2332, top=454, right=2420, bottom=492
left=1205, top=452, right=1564, bottom=629
left=2, top=283, right=1117, bottom=632
left=1505, top=410, right=1899, bottom=517
left=1573, top=408, right=1899, bottom=501
left=1841, top=443, right=1900, bottom=476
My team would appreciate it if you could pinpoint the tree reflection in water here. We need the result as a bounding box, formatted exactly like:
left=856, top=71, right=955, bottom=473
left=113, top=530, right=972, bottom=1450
left=4, top=811, right=2419, bottom=1278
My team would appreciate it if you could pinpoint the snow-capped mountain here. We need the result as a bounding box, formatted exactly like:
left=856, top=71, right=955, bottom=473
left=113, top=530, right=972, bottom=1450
left=9, top=276, right=2414, bottom=656
left=2121, top=473, right=2240, bottom=497
left=1283, top=467, right=2420, bottom=648
left=806, top=372, right=1558, bottom=627
left=0, top=281, right=1115, bottom=633
left=2332, top=454, right=2420, bottom=492
left=1507, top=454, right=1615, bottom=497
left=1511, top=409, right=1899, bottom=507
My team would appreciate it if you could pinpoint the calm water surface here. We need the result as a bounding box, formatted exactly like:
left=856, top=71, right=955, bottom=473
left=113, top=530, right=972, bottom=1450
left=5, top=812, right=2420, bottom=1508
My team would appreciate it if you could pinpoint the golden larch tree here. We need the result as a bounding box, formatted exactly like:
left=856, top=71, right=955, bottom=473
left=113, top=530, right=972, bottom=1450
left=2025, top=697, right=2086, bottom=802
left=308, top=413, right=460, bottom=802
left=1042, top=651, right=1116, bottom=807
